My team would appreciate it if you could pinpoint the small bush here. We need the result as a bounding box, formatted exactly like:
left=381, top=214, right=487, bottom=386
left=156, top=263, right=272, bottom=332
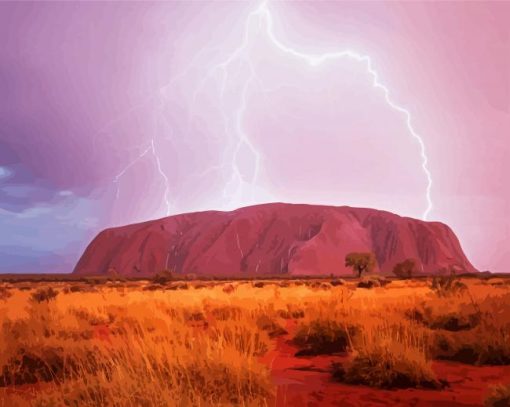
left=253, top=282, right=264, bottom=288
left=485, top=384, right=510, bottom=407
left=184, top=311, right=208, bottom=329
left=166, top=283, right=189, bottom=291
left=186, top=311, right=206, bottom=322
left=210, top=306, right=243, bottom=321
left=70, top=285, right=83, bottom=293
left=86, top=278, right=103, bottom=285
left=256, top=315, right=287, bottom=338
left=331, top=352, right=441, bottom=389
left=277, top=309, right=305, bottom=319
left=432, top=314, right=478, bottom=331
left=152, top=270, right=175, bottom=285
left=30, top=287, right=58, bottom=303
left=330, top=279, right=345, bottom=287
left=393, top=259, right=417, bottom=279
left=0, top=347, right=67, bottom=386
left=431, top=327, right=510, bottom=365
left=407, top=307, right=479, bottom=331
left=0, top=287, right=11, bottom=301
left=357, top=276, right=388, bottom=289
left=431, top=274, right=467, bottom=297
left=293, top=320, right=353, bottom=356
left=222, top=284, right=236, bottom=294
left=143, top=284, right=163, bottom=291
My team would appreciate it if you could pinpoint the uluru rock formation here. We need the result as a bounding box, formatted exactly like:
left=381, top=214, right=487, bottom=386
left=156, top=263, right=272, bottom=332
left=73, top=203, right=476, bottom=277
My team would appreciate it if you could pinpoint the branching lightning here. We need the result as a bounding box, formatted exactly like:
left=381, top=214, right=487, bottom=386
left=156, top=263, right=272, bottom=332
left=113, top=1, right=434, bottom=220
left=113, top=137, right=172, bottom=215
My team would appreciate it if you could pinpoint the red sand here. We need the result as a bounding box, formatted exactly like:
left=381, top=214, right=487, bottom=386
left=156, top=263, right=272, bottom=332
left=261, top=323, right=510, bottom=407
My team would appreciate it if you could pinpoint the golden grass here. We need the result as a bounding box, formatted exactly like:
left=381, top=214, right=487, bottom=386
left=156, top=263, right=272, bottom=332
left=0, top=276, right=509, bottom=404
left=0, top=284, right=275, bottom=406
left=334, top=320, right=441, bottom=389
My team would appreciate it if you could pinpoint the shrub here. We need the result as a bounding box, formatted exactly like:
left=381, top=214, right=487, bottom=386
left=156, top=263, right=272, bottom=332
left=485, top=384, right=510, bottom=407
left=256, top=315, right=287, bottom=338
left=210, top=306, right=243, bottom=321
left=277, top=309, right=305, bottom=319
left=293, top=320, right=353, bottom=356
left=330, top=279, right=345, bottom=287
left=0, top=287, right=11, bottom=301
left=431, top=274, right=467, bottom=297
left=332, top=323, right=442, bottom=389
left=431, top=327, right=510, bottom=365
left=393, top=259, right=417, bottom=279
left=406, top=304, right=480, bottom=331
left=143, top=284, right=163, bottom=291
left=152, top=270, right=175, bottom=285
left=166, top=282, right=189, bottom=290
left=222, top=284, right=235, bottom=294
left=69, top=285, right=83, bottom=293
left=0, top=347, right=67, bottom=386
left=422, top=312, right=478, bottom=331
left=357, top=276, right=388, bottom=289
left=185, top=311, right=206, bottom=322
left=30, top=287, right=58, bottom=303
left=331, top=352, right=441, bottom=389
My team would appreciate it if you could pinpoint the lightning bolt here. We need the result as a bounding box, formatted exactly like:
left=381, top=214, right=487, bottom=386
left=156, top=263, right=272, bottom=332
left=261, top=2, right=434, bottom=220
left=113, top=137, right=172, bottom=215
left=114, top=1, right=434, bottom=220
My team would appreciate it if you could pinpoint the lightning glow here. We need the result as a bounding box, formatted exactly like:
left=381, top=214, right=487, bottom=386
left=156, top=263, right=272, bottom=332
left=114, top=1, right=434, bottom=220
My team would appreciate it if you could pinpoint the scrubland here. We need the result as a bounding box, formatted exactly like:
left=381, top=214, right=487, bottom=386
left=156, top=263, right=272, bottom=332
left=0, top=274, right=509, bottom=406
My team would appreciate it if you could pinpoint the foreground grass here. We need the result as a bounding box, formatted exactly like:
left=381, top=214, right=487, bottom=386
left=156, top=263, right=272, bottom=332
left=332, top=321, right=441, bottom=389
left=0, top=284, right=275, bottom=406
left=0, top=276, right=509, bottom=404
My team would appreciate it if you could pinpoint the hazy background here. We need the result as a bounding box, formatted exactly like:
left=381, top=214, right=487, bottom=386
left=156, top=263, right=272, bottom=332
left=0, top=1, right=508, bottom=273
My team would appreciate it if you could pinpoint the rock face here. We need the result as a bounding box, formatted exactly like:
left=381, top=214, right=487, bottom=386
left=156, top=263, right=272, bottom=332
left=73, top=203, right=476, bottom=277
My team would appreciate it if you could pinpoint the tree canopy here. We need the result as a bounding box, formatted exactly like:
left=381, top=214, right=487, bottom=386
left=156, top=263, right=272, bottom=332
left=392, top=258, right=416, bottom=279
left=345, top=252, right=377, bottom=277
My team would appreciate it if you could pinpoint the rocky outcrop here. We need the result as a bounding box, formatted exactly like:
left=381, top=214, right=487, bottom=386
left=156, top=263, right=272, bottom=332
left=73, top=203, right=476, bottom=277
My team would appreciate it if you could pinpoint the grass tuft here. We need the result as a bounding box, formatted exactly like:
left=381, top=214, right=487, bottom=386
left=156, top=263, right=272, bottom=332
left=293, top=320, right=354, bottom=356
left=30, top=287, right=58, bottom=303
left=484, top=384, right=510, bottom=407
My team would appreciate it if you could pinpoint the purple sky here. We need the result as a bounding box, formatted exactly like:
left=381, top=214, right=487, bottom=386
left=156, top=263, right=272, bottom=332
left=0, top=1, right=508, bottom=273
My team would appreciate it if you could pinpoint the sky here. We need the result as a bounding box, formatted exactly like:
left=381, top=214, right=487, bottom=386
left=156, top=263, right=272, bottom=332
left=0, top=1, right=508, bottom=274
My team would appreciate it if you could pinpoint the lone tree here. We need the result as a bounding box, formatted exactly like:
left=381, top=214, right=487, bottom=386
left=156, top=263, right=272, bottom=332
left=392, top=258, right=416, bottom=279
left=345, top=252, right=377, bottom=277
